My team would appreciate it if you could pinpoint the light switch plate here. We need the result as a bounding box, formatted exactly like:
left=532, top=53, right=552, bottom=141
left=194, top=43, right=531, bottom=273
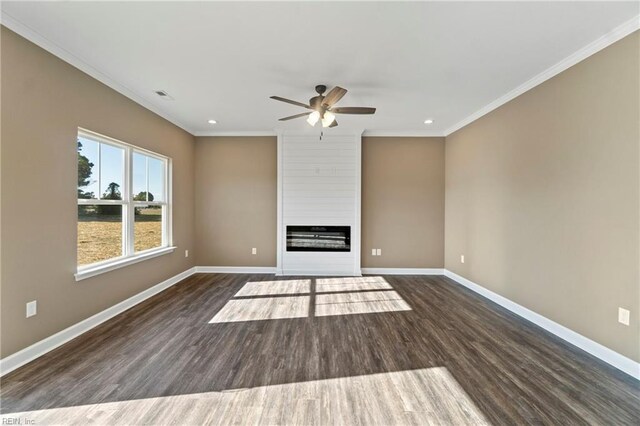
left=252, top=248, right=257, bottom=255
left=376, top=249, right=382, bottom=256
left=26, top=300, right=37, bottom=318
left=461, top=255, right=465, bottom=263
left=372, top=249, right=376, bottom=256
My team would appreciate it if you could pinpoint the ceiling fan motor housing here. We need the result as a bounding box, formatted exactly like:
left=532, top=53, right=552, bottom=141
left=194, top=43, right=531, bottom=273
left=309, top=95, right=325, bottom=111
left=271, top=84, right=375, bottom=127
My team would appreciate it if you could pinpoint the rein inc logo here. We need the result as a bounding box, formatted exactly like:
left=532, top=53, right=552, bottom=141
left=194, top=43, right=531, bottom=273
left=2, top=418, right=35, bottom=425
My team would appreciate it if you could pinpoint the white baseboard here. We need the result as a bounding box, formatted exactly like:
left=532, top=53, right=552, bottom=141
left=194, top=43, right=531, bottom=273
left=361, top=268, right=444, bottom=275
left=195, top=266, right=277, bottom=274
left=199, top=266, right=442, bottom=276
left=279, top=269, right=361, bottom=276
left=443, top=269, right=640, bottom=381
left=5, top=266, right=636, bottom=381
left=0, top=267, right=197, bottom=377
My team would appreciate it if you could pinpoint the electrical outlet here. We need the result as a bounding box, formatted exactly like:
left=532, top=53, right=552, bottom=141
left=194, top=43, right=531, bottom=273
left=185, top=250, right=189, bottom=258
left=618, top=308, right=630, bottom=326
left=461, top=255, right=465, bottom=264
left=376, top=249, right=382, bottom=256
left=372, top=249, right=376, bottom=256
left=252, top=248, right=257, bottom=255
left=26, top=300, right=37, bottom=318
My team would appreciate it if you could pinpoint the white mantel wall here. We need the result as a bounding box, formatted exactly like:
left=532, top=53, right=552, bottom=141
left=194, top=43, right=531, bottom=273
left=276, top=132, right=362, bottom=276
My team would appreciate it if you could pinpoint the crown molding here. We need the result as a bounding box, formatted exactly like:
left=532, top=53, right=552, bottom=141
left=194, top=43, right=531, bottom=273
left=444, top=15, right=640, bottom=136
left=3, top=10, right=637, bottom=139
left=362, top=130, right=445, bottom=138
left=277, top=130, right=365, bottom=138
left=193, top=131, right=278, bottom=137
left=0, top=13, right=196, bottom=135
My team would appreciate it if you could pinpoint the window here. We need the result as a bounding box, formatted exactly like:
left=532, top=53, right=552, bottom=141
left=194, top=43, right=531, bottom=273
left=76, top=129, right=172, bottom=279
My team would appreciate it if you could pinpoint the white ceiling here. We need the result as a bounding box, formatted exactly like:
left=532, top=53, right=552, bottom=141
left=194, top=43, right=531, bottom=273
left=2, top=1, right=638, bottom=136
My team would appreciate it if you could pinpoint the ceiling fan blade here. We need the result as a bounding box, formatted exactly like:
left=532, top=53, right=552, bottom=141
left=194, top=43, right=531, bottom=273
left=322, top=86, right=347, bottom=107
left=331, top=107, right=376, bottom=115
left=270, top=96, right=311, bottom=109
left=278, top=112, right=311, bottom=121
left=329, top=119, right=338, bottom=128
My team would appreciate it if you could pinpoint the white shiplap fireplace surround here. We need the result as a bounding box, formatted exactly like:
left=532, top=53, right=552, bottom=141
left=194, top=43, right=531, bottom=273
left=276, top=131, right=362, bottom=276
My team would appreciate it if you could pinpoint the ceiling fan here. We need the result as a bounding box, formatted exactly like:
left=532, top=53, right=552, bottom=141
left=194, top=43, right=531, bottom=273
left=270, top=85, right=376, bottom=128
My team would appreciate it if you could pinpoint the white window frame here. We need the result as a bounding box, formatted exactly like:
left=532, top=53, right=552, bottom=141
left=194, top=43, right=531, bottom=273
left=75, top=128, right=174, bottom=281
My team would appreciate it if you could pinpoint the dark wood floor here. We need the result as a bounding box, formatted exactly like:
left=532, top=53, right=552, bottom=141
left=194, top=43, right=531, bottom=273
left=1, top=274, right=639, bottom=425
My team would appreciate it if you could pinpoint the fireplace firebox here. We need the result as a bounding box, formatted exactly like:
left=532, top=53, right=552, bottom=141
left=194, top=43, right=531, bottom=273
left=286, top=226, right=351, bottom=252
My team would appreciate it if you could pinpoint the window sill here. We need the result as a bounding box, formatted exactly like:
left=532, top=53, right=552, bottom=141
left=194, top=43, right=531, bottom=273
left=75, top=246, right=176, bottom=281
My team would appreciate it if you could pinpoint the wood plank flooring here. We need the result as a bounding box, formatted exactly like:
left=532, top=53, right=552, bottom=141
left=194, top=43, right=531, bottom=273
left=1, top=274, right=639, bottom=425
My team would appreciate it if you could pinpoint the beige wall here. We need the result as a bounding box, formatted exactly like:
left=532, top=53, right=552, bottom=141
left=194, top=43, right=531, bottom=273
left=2, top=23, right=637, bottom=368
left=194, top=137, right=277, bottom=267
left=0, top=27, right=196, bottom=357
left=195, top=136, right=444, bottom=270
left=445, top=32, right=640, bottom=362
left=362, top=137, right=445, bottom=268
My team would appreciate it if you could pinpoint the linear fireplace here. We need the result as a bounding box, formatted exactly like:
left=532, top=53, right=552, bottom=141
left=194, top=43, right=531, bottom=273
left=286, top=226, right=351, bottom=252
left=278, top=133, right=360, bottom=275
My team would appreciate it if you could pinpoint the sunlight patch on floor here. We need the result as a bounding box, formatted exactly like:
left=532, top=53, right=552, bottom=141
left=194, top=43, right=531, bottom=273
left=315, top=290, right=411, bottom=317
left=210, top=277, right=411, bottom=323
left=0, top=367, right=489, bottom=425
left=234, top=279, right=311, bottom=297
left=316, top=276, right=392, bottom=293
left=209, top=296, right=309, bottom=323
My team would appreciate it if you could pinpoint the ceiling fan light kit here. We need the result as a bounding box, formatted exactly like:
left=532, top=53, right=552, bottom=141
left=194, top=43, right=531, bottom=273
left=321, top=111, right=336, bottom=128
left=271, top=84, right=376, bottom=129
left=307, top=111, right=320, bottom=126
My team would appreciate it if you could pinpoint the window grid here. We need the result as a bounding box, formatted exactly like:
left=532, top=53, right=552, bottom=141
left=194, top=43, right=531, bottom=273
left=77, top=128, right=171, bottom=269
